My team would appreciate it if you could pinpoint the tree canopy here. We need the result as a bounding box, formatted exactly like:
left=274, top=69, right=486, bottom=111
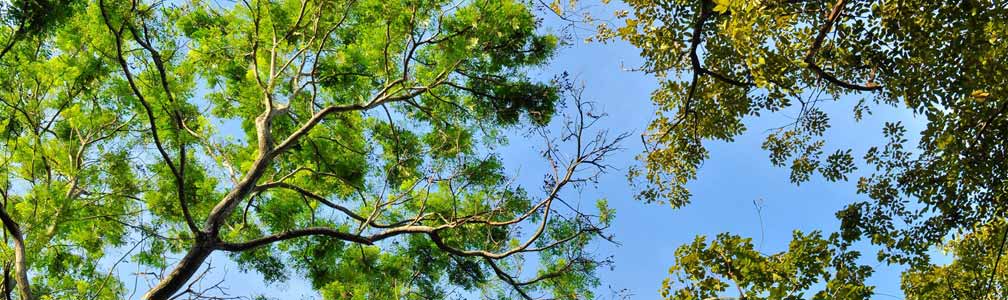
left=2, top=0, right=1006, bottom=299
left=0, top=0, right=623, bottom=299
left=602, top=0, right=1007, bottom=299
left=660, top=231, right=874, bottom=300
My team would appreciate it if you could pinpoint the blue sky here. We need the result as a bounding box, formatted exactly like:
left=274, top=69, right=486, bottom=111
left=106, top=3, right=929, bottom=299
left=486, top=6, right=927, bottom=298
left=525, top=35, right=921, bottom=299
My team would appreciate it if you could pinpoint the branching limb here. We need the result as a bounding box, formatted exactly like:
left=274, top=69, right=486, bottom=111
left=803, top=0, right=881, bottom=91
left=98, top=0, right=199, bottom=234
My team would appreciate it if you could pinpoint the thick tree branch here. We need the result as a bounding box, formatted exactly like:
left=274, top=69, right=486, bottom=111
left=216, top=227, right=373, bottom=251
left=803, top=0, right=881, bottom=91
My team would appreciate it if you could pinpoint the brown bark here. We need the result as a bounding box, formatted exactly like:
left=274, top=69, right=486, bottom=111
left=0, top=210, right=31, bottom=300
left=141, top=240, right=214, bottom=300
left=143, top=111, right=276, bottom=300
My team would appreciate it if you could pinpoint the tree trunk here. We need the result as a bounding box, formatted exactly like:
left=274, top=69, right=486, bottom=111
left=145, top=107, right=276, bottom=300
left=10, top=238, right=29, bottom=300
left=0, top=210, right=31, bottom=300
left=142, top=241, right=214, bottom=300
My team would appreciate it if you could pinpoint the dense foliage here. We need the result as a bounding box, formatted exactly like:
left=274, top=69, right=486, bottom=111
left=660, top=231, right=874, bottom=300
left=0, top=0, right=621, bottom=299
left=901, top=219, right=1008, bottom=300
left=602, top=0, right=1008, bottom=299
left=3, top=0, right=1005, bottom=299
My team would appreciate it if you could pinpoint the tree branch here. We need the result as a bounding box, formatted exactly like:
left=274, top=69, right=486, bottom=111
left=0, top=205, right=31, bottom=300
left=98, top=0, right=199, bottom=233
left=216, top=227, right=373, bottom=252
left=803, top=0, right=881, bottom=91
